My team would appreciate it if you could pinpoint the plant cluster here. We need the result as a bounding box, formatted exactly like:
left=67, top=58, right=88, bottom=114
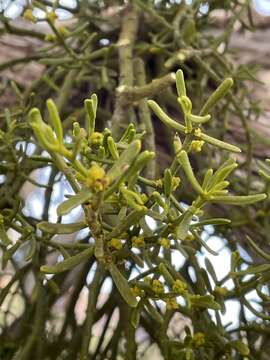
left=1, top=1, right=270, bottom=360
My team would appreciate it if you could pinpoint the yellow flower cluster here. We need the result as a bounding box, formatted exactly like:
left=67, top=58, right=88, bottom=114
left=190, top=140, right=205, bottom=152
left=84, top=163, right=109, bottom=192
left=90, top=132, right=104, bottom=146
left=131, top=236, right=145, bottom=248
left=152, top=279, right=164, bottom=294
left=172, top=279, right=187, bottom=294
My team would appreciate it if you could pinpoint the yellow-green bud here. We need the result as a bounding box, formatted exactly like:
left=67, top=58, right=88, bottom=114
left=166, top=297, right=178, bottom=310
left=193, top=332, right=205, bottom=347
left=131, top=236, right=145, bottom=248
left=23, top=9, right=37, bottom=22
left=45, top=34, right=57, bottom=42
left=158, top=237, right=170, bottom=249
left=131, top=286, right=144, bottom=297
left=214, top=286, right=228, bottom=296
left=47, top=11, right=57, bottom=23
left=194, top=128, right=202, bottom=137
left=185, top=233, right=195, bottom=242
left=109, top=238, right=123, bottom=250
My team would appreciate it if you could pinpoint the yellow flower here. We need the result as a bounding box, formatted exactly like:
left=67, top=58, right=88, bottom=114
left=166, top=297, right=178, bottom=310
left=23, top=9, right=36, bottom=22
left=193, top=332, right=205, bottom=347
left=172, top=279, right=187, bottom=294
left=152, top=279, right=164, bottom=294
left=131, top=236, right=145, bottom=248
left=159, top=237, right=170, bottom=249
left=190, top=140, right=204, bottom=152
left=85, top=163, right=109, bottom=192
left=90, top=132, right=103, bottom=146
left=47, top=11, right=57, bottom=23
left=109, top=238, right=123, bottom=250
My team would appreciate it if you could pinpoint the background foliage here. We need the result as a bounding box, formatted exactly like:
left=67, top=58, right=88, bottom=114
left=1, top=1, right=270, bottom=359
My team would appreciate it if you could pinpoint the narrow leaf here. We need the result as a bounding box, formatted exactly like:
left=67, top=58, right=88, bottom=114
left=108, top=263, right=138, bottom=307
left=107, top=140, right=141, bottom=183
left=40, top=246, right=94, bottom=274
left=57, top=188, right=92, bottom=216
left=37, top=221, right=87, bottom=234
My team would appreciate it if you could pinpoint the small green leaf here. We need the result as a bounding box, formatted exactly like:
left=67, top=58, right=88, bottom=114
left=131, top=300, right=143, bottom=328
left=47, top=99, right=63, bottom=143
left=145, top=300, right=163, bottom=323
left=176, top=211, right=193, bottom=240
left=107, top=136, right=119, bottom=160
left=84, top=93, right=98, bottom=137
left=199, top=132, right=241, bottom=153
left=186, top=113, right=211, bottom=124
left=25, top=236, right=37, bottom=261
left=57, top=188, right=92, bottom=216
left=205, top=258, right=218, bottom=284
left=107, top=140, right=141, bottom=183
left=177, top=150, right=203, bottom=195
left=210, top=193, right=266, bottom=205
left=175, top=69, right=186, bottom=97
left=94, top=236, right=104, bottom=260
left=29, top=108, right=60, bottom=152
left=159, top=263, right=175, bottom=286
left=200, top=78, right=234, bottom=116
left=191, top=218, right=231, bottom=227
left=108, top=263, right=138, bottom=307
left=37, top=221, right=87, bottom=234
left=164, top=169, right=173, bottom=197
left=40, top=246, right=94, bottom=274
left=231, top=264, right=270, bottom=276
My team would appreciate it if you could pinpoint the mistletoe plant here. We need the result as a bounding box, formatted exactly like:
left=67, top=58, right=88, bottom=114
left=0, top=68, right=267, bottom=359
